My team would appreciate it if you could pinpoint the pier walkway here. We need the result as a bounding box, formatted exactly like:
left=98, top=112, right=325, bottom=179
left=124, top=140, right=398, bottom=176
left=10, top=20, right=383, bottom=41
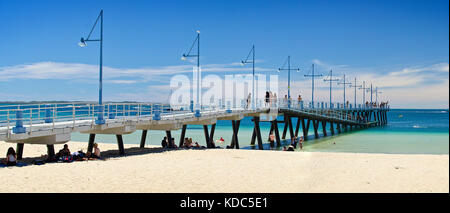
left=0, top=100, right=389, bottom=159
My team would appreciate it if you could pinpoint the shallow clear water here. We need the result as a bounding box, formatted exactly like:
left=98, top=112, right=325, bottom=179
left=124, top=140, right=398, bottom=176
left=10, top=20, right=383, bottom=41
left=70, top=109, right=449, bottom=154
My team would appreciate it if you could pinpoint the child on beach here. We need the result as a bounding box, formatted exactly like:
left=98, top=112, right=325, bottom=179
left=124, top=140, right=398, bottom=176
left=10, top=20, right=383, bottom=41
left=93, top=143, right=101, bottom=159
left=3, top=147, right=17, bottom=166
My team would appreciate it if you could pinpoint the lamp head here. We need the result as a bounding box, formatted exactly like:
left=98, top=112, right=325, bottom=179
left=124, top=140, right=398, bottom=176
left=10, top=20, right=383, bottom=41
left=78, top=37, right=87, bottom=47
left=196, top=30, right=200, bottom=34
left=277, top=68, right=281, bottom=73
left=181, top=54, right=187, bottom=61
left=296, top=68, right=300, bottom=72
left=241, top=61, right=245, bottom=66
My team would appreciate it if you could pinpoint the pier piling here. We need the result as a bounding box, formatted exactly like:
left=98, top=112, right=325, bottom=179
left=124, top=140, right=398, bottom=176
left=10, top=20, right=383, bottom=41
left=87, top=134, right=96, bottom=153
left=179, top=125, right=187, bottom=147
left=273, top=120, right=281, bottom=147
left=140, top=130, right=148, bottom=148
left=116, top=135, right=125, bottom=155
left=253, top=117, right=263, bottom=150
left=231, top=120, right=240, bottom=149
left=47, top=145, right=55, bottom=159
left=16, top=143, right=24, bottom=160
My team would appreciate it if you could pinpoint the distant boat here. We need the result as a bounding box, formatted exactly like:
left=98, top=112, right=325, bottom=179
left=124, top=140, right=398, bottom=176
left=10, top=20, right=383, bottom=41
left=398, top=114, right=403, bottom=118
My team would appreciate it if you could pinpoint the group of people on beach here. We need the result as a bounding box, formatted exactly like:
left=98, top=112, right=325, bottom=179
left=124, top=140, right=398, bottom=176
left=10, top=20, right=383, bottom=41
left=162, top=136, right=229, bottom=149
left=281, top=136, right=304, bottom=151
left=267, top=131, right=305, bottom=152
left=1, top=143, right=102, bottom=167
left=49, top=143, right=102, bottom=163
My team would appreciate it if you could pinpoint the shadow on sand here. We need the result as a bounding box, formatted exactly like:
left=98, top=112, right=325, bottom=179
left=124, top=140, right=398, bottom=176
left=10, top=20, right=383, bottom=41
left=5, top=146, right=208, bottom=167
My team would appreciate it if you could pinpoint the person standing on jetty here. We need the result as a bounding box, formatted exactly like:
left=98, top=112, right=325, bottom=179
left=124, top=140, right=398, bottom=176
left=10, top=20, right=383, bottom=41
left=246, top=93, right=251, bottom=109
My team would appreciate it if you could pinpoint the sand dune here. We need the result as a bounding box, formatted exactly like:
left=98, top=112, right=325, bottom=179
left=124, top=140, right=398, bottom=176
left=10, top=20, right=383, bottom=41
left=0, top=141, right=448, bottom=193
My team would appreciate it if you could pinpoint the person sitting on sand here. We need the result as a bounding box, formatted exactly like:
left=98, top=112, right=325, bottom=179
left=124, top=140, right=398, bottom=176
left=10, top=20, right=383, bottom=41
left=161, top=137, right=168, bottom=148
left=4, top=147, right=17, bottom=166
left=183, top=138, right=191, bottom=148
left=194, top=142, right=200, bottom=148
left=92, top=143, right=101, bottom=159
left=57, top=144, right=71, bottom=158
left=84, top=151, right=96, bottom=160
left=287, top=145, right=295, bottom=151
left=170, top=138, right=178, bottom=148
left=283, top=146, right=287, bottom=151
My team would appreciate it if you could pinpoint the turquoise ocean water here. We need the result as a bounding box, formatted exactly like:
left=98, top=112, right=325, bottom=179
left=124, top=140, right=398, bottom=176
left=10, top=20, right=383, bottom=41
left=66, top=109, right=449, bottom=154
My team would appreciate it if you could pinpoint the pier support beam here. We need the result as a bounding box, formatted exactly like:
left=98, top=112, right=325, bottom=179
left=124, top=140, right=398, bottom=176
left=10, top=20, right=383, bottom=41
left=203, top=125, right=211, bottom=148
left=384, top=111, right=388, bottom=124
left=16, top=143, right=24, bottom=160
left=116, top=135, right=125, bottom=155
left=302, top=119, right=310, bottom=140
left=87, top=133, right=96, bottom=153
left=231, top=120, right=240, bottom=149
left=179, top=125, right=187, bottom=147
left=287, top=116, right=295, bottom=141
left=282, top=116, right=288, bottom=139
left=165, top=131, right=172, bottom=148
left=312, top=120, right=319, bottom=139
left=375, top=111, right=380, bottom=126
left=295, top=117, right=301, bottom=137
left=273, top=120, right=281, bottom=147
left=140, top=130, right=148, bottom=148
left=253, top=116, right=264, bottom=150
left=209, top=124, right=216, bottom=148
left=322, top=121, right=327, bottom=137
left=336, top=123, right=342, bottom=134
left=250, top=127, right=256, bottom=146
left=330, top=122, right=335, bottom=135
left=267, top=123, right=274, bottom=141
left=47, top=144, right=55, bottom=159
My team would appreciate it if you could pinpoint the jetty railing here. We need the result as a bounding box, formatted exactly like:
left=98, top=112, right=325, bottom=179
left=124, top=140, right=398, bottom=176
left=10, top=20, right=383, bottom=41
left=0, top=98, right=274, bottom=137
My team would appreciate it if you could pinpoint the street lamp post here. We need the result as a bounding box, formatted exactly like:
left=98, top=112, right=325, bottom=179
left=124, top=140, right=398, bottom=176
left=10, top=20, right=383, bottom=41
left=241, top=45, right=255, bottom=109
left=323, top=69, right=340, bottom=108
left=349, top=78, right=362, bottom=108
left=375, top=87, right=382, bottom=105
left=182, top=30, right=201, bottom=117
left=359, top=81, right=370, bottom=107
left=337, top=74, right=351, bottom=108
left=277, top=56, right=300, bottom=108
left=304, top=64, right=322, bottom=108
left=79, top=9, right=105, bottom=125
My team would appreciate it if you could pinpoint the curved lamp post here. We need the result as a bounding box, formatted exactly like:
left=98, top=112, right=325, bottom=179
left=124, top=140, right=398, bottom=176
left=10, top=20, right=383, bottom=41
left=241, top=45, right=256, bottom=109
left=323, top=69, right=340, bottom=108
left=350, top=78, right=362, bottom=108
left=277, top=56, right=300, bottom=108
left=337, top=74, right=352, bottom=108
left=79, top=9, right=105, bottom=124
left=182, top=30, right=201, bottom=117
left=304, top=64, right=322, bottom=108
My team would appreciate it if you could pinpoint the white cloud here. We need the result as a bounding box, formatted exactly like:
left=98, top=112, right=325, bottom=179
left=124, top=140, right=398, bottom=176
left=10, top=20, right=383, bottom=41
left=0, top=61, right=271, bottom=83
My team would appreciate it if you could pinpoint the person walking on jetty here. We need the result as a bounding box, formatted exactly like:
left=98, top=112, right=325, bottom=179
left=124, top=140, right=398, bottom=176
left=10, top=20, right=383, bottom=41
left=246, top=93, right=252, bottom=109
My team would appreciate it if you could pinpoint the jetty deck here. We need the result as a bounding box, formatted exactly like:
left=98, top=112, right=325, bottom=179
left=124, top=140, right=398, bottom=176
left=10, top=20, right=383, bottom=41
left=0, top=100, right=389, bottom=159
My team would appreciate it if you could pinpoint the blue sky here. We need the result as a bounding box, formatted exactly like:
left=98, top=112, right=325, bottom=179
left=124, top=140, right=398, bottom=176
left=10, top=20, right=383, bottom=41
left=0, top=0, right=448, bottom=108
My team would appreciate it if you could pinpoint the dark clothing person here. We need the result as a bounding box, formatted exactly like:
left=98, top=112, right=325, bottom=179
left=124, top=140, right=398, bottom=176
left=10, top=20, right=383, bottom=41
left=5, top=147, right=17, bottom=166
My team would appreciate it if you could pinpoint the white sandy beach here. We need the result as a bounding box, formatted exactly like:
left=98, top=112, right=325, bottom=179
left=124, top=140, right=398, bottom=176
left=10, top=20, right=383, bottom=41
left=0, top=141, right=448, bottom=193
